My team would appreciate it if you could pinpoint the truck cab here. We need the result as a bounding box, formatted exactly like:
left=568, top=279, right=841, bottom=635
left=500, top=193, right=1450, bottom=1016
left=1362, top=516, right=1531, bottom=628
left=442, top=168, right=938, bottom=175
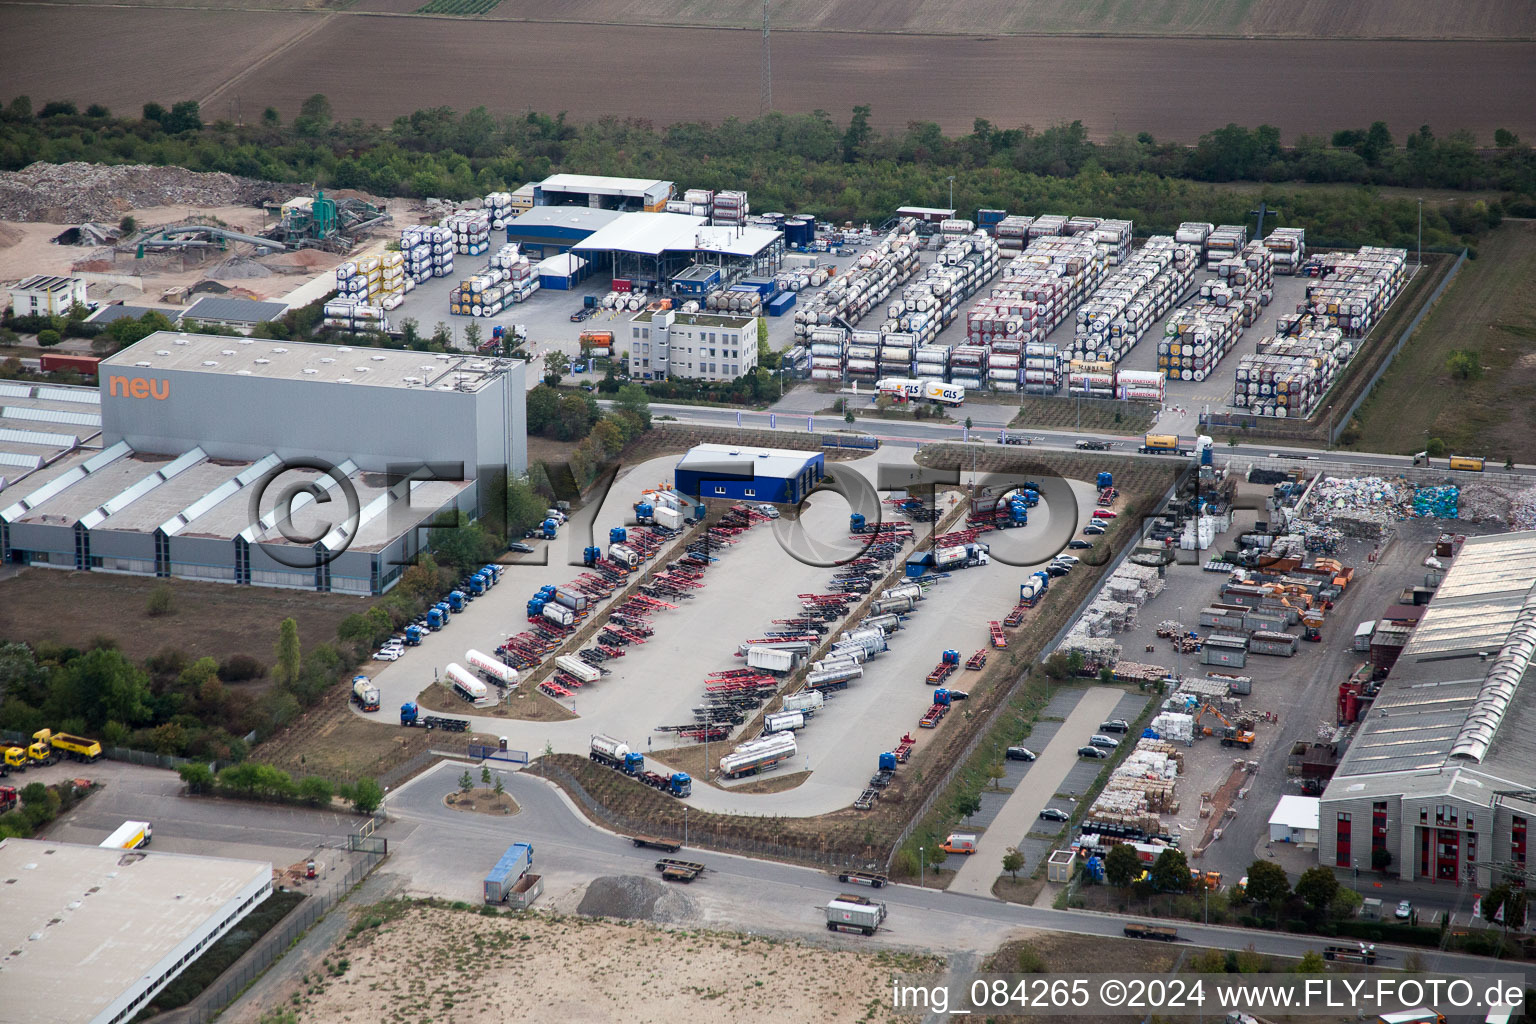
left=1, top=747, right=27, bottom=774
left=404, top=624, right=423, bottom=646
left=400, top=702, right=419, bottom=726
left=447, top=591, right=467, bottom=613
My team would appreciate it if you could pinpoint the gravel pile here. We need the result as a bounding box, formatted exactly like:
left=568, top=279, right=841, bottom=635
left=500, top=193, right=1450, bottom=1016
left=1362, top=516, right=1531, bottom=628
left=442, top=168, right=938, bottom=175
left=0, top=162, right=287, bottom=223
left=1459, top=481, right=1536, bottom=530
left=576, top=875, right=697, bottom=924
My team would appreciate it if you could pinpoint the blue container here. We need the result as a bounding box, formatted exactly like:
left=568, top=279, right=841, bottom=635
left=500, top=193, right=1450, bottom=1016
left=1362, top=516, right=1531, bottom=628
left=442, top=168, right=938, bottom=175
left=767, top=291, right=796, bottom=317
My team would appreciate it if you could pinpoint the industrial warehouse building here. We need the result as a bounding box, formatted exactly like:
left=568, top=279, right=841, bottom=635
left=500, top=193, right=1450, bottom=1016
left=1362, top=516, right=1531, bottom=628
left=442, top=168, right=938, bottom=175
left=0, top=333, right=527, bottom=595
left=674, top=443, right=823, bottom=505
left=0, top=838, right=272, bottom=1024
left=180, top=296, right=287, bottom=333
left=573, top=213, right=783, bottom=289
left=533, top=173, right=674, bottom=212
left=503, top=206, right=623, bottom=261
left=1319, top=532, right=1536, bottom=889
left=0, top=380, right=100, bottom=474
left=627, top=309, right=759, bottom=382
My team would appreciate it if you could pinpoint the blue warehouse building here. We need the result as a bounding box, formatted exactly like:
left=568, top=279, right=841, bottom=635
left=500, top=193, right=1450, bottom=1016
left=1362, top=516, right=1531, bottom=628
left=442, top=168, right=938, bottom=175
left=674, top=443, right=825, bottom=505
left=504, top=207, right=624, bottom=261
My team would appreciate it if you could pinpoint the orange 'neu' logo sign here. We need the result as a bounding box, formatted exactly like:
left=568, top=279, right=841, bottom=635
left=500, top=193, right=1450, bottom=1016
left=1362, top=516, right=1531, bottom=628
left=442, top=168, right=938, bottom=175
left=108, top=375, right=170, bottom=400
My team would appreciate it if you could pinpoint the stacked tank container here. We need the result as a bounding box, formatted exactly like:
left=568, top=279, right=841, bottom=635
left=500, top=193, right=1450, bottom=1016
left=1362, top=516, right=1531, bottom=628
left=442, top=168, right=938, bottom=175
left=1203, top=224, right=1248, bottom=265
left=1028, top=214, right=1069, bottom=240
left=377, top=251, right=406, bottom=310
left=321, top=297, right=389, bottom=335
left=882, top=231, right=999, bottom=360
left=793, top=223, right=920, bottom=340
left=993, top=215, right=1034, bottom=256
left=334, top=254, right=404, bottom=309
left=1158, top=303, right=1243, bottom=381
left=1175, top=222, right=1213, bottom=249
left=484, top=192, right=516, bottom=230
left=491, top=245, right=540, bottom=304
left=447, top=212, right=491, bottom=258
left=1069, top=236, right=1199, bottom=364
left=1298, top=246, right=1407, bottom=338
left=808, top=326, right=848, bottom=382
left=711, top=190, right=747, bottom=227
left=400, top=226, right=453, bottom=287
left=1091, top=219, right=1134, bottom=265
left=1067, top=359, right=1115, bottom=397
left=1263, top=227, right=1305, bottom=274
left=1232, top=325, right=1353, bottom=418
left=1023, top=342, right=1064, bottom=393
left=1113, top=368, right=1166, bottom=402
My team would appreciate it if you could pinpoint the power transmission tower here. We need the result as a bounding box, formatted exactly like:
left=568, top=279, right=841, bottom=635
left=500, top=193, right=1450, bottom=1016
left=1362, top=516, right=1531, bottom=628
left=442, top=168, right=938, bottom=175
left=761, top=0, right=771, bottom=114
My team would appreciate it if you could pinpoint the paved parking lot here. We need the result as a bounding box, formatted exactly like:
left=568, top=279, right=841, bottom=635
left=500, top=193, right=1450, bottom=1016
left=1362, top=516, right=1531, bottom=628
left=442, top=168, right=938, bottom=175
left=363, top=442, right=1103, bottom=816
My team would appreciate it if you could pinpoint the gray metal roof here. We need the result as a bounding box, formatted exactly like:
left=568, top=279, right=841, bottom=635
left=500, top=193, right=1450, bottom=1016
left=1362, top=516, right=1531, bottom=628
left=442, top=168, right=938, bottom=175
left=1330, top=530, right=1536, bottom=795
left=181, top=297, right=287, bottom=324
left=86, top=304, right=169, bottom=325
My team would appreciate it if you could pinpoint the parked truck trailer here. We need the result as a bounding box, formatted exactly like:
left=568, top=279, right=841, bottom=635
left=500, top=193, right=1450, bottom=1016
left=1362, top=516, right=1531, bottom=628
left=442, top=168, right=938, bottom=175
left=466, top=649, right=518, bottom=687
left=443, top=663, right=489, bottom=703
left=483, top=842, right=534, bottom=903
left=350, top=675, right=381, bottom=712
left=826, top=893, right=888, bottom=935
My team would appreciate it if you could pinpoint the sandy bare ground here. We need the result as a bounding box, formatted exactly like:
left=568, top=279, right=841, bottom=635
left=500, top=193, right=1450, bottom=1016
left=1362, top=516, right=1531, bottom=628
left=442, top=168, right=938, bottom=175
left=270, top=903, right=938, bottom=1024
left=0, top=201, right=405, bottom=310
left=4, top=9, right=1528, bottom=141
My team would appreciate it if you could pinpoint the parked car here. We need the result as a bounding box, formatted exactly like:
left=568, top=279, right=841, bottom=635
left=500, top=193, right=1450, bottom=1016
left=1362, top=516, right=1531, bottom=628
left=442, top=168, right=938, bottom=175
left=1100, top=719, right=1130, bottom=733
left=1067, top=540, right=1094, bottom=550
left=1395, top=899, right=1412, bottom=920
left=1005, top=746, right=1037, bottom=762
left=1091, top=509, right=1119, bottom=520
left=1046, top=565, right=1071, bottom=578
left=1039, top=807, right=1071, bottom=822
left=508, top=541, right=535, bottom=554
left=753, top=504, right=781, bottom=519
left=1078, top=746, right=1109, bottom=759
left=1053, top=554, right=1081, bottom=565
left=1083, top=524, right=1106, bottom=535
left=374, top=647, right=402, bottom=662
left=1089, top=734, right=1120, bottom=749
left=946, top=689, right=969, bottom=701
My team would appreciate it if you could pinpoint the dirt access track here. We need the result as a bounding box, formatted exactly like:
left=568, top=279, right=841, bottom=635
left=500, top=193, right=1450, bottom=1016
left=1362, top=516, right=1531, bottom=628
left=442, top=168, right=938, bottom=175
left=1, top=7, right=1532, bottom=141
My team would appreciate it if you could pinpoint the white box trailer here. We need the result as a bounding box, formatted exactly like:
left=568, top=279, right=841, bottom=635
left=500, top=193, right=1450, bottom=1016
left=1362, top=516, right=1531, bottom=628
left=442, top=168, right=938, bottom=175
left=554, top=655, right=601, bottom=685
left=747, top=647, right=796, bottom=673
left=826, top=894, right=887, bottom=935
left=781, top=689, right=825, bottom=714
left=100, top=820, right=152, bottom=850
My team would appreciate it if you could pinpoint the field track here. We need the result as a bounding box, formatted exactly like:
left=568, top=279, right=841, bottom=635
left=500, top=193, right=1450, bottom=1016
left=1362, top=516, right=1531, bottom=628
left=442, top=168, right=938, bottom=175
left=0, top=9, right=1533, bottom=140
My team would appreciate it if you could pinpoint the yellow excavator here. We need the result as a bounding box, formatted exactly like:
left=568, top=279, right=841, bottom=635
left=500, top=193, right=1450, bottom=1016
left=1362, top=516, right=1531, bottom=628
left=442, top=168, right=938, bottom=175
left=1194, top=704, right=1256, bottom=748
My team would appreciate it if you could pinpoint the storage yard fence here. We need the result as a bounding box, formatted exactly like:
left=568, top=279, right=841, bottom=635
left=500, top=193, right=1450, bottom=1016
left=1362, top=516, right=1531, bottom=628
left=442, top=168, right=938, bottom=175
left=171, top=845, right=388, bottom=1024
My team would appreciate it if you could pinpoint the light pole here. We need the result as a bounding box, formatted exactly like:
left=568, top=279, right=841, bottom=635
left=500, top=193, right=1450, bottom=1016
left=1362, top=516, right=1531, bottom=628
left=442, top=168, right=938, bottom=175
left=684, top=805, right=689, bottom=847
left=920, top=846, right=926, bottom=887
left=1417, top=197, right=1423, bottom=269
left=947, top=176, right=955, bottom=212
left=1353, top=858, right=1359, bottom=892
left=1175, top=606, right=1184, bottom=683
left=1326, top=404, right=1333, bottom=450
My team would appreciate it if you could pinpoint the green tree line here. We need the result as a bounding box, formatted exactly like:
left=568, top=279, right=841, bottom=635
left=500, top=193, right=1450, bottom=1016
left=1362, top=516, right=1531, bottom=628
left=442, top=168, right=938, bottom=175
left=1, top=97, right=1528, bottom=249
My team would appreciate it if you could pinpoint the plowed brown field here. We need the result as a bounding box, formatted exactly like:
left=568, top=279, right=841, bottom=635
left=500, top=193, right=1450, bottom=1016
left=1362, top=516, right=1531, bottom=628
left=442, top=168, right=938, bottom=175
left=1, top=9, right=1532, bottom=140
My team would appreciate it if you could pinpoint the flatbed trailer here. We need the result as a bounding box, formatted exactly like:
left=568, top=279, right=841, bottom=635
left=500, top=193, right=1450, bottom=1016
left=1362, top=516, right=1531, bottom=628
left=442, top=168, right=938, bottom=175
left=655, top=858, right=706, bottom=882
left=629, top=835, right=682, bottom=852
left=836, top=870, right=888, bottom=888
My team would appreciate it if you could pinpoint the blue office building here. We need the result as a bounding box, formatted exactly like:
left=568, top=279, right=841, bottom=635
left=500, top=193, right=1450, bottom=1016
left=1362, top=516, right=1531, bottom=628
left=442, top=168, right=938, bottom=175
left=674, top=443, right=825, bottom=505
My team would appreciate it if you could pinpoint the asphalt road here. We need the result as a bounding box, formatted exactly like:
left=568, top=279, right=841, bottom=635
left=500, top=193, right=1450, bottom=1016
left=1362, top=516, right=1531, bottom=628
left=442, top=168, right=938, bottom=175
left=630, top=399, right=1535, bottom=477
left=380, top=760, right=1511, bottom=974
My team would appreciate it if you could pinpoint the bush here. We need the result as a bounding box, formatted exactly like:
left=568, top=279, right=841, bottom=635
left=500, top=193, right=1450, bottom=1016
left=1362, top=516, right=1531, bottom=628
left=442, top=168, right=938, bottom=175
left=218, top=654, right=266, bottom=682
left=146, top=584, right=175, bottom=617
left=36, top=329, right=60, bottom=347
left=297, top=776, right=333, bottom=807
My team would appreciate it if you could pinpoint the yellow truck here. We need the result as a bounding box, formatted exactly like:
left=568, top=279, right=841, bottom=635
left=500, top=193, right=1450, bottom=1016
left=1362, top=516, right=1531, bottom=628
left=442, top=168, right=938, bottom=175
left=1448, top=455, right=1485, bottom=472
left=26, top=729, right=57, bottom=768
left=1, top=746, right=27, bottom=775
left=1139, top=433, right=1192, bottom=456
left=49, top=732, right=103, bottom=763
